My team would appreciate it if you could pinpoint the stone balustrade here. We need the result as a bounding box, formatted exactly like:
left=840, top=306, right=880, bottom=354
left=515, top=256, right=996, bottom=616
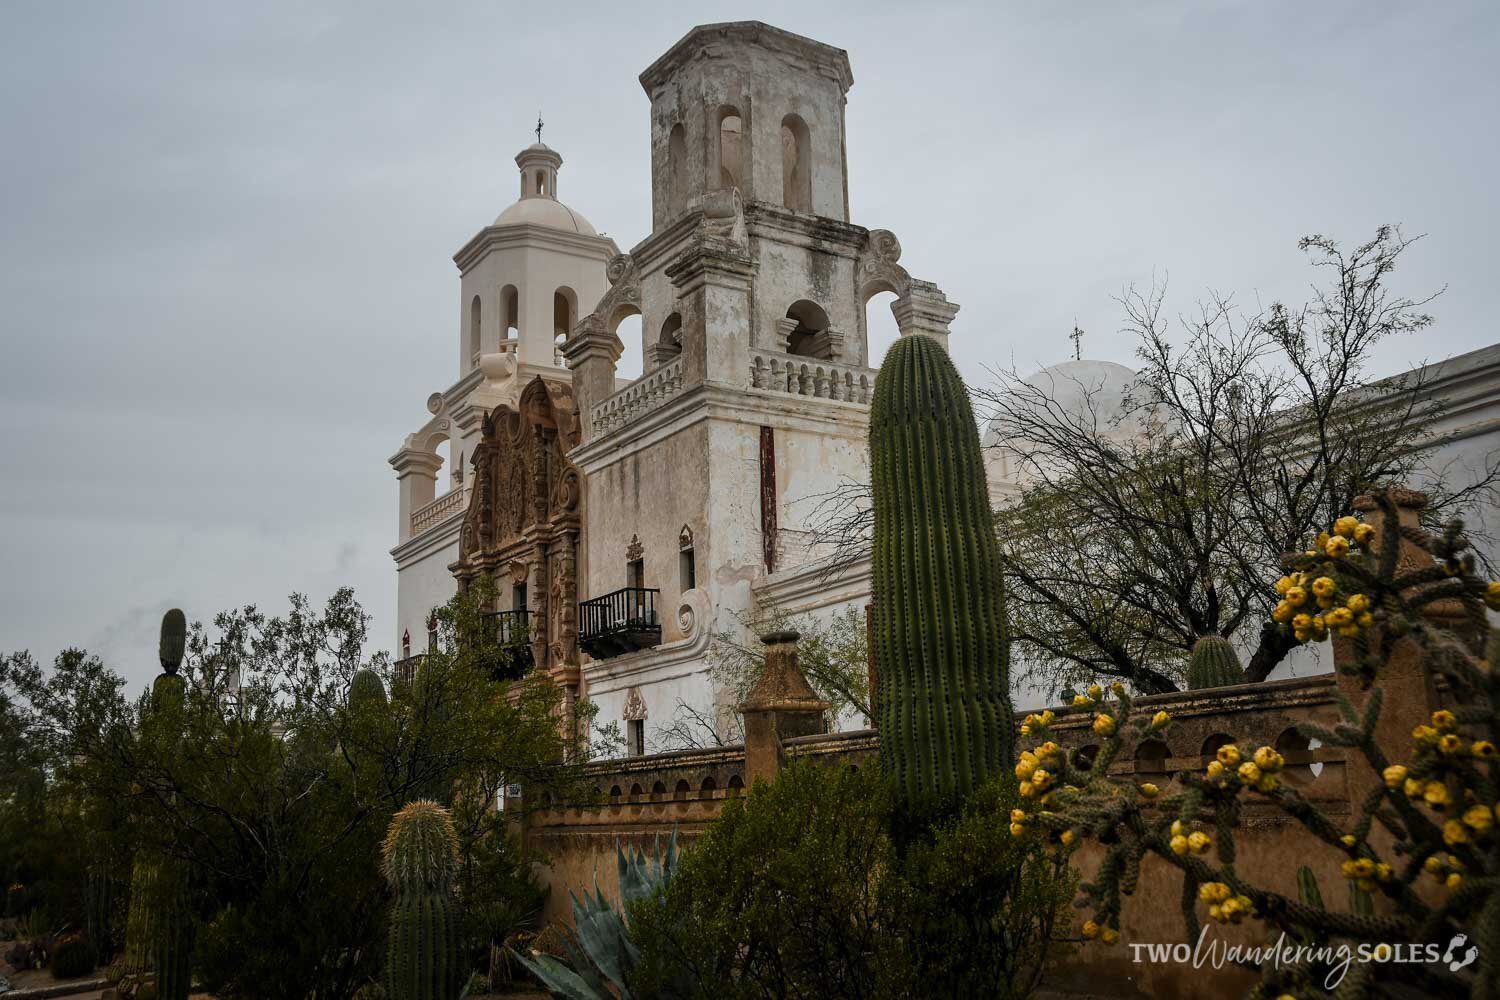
left=590, top=356, right=685, bottom=435
left=409, top=485, right=466, bottom=535
left=749, top=350, right=875, bottom=403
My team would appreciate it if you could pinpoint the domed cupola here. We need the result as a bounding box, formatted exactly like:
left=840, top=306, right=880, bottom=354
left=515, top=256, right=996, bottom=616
left=493, top=142, right=598, bottom=236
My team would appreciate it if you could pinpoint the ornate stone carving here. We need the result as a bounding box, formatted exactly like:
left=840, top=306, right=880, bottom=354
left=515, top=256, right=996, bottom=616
left=626, top=534, right=644, bottom=563
left=679, top=524, right=694, bottom=549
left=623, top=686, right=648, bottom=722
left=856, top=227, right=912, bottom=300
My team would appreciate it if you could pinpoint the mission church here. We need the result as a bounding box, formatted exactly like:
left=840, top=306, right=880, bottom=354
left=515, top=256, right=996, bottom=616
left=389, top=20, right=1500, bottom=749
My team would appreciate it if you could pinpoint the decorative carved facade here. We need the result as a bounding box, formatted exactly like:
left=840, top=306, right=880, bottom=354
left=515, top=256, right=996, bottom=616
left=452, top=375, right=585, bottom=689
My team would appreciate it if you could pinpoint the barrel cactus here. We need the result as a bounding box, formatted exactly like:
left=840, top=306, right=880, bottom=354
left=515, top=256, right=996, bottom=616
left=1187, top=635, right=1244, bottom=690
left=382, top=800, right=462, bottom=1000
left=350, top=668, right=388, bottom=709
left=870, top=334, right=1014, bottom=812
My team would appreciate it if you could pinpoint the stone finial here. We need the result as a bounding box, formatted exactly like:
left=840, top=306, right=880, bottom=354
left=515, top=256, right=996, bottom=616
left=738, top=630, right=831, bottom=786
left=1351, top=488, right=1466, bottom=624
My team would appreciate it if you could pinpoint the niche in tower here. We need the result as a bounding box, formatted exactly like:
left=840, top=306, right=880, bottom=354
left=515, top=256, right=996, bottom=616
left=717, top=108, right=744, bottom=191
left=783, top=300, right=839, bottom=361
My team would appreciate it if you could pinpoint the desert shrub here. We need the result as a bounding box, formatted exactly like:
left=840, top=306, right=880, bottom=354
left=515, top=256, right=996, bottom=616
left=630, top=762, right=1073, bottom=999
left=51, top=932, right=95, bottom=977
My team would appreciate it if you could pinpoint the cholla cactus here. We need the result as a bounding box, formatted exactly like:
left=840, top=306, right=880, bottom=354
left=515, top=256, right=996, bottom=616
left=1013, top=490, right=1500, bottom=998
left=382, top=800, right=462, bottom=1000
left=869, top=334, right=1014, bottom=811
left=1186, top=635, right=1244, bottom=690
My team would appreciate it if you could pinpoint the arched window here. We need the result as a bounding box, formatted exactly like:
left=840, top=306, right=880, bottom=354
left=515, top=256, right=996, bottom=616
left=1135, top=738, right=1171, bottom=776
left=614, top=312, right=643, bottom=382
left=553, top=287, right=577, bottom=365
left=784, top=299, right=832, bottom=359
left=500, top=285, right=519, bottom=346
left=718, top=109, right=743, bottom=191
left=468, top=295, right=482, bottom=363
left=780, top=114, right=811, bottom=213
left=655, top=311, right=683, bottom=363
left=668, top=123, right=688, bottom=215
left=535, top=171, right=546, bottom=196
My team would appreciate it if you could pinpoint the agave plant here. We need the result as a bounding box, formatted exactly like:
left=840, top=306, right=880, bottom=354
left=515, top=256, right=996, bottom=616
left=513, top=831, right=677, bottom=1000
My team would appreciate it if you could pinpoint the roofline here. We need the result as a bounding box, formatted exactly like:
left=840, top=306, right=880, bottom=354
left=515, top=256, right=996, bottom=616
left=639, top=21, right=853, bottom=95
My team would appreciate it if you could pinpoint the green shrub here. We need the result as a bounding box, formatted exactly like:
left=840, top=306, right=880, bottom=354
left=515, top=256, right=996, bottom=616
left=630, top=762, right=1072, bottom=999
left=51, top=933, right=95, bottom=978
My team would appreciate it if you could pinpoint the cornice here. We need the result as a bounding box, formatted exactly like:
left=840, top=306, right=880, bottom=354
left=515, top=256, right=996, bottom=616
left=638, top=21, right=853, bottom=95
left=453, top=223, right=620, bottom=273
left=390, top=513, right=463, bottom=566
left=744, top=202, right=866, bottom=255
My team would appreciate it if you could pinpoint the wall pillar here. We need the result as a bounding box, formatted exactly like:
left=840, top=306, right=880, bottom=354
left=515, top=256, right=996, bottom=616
left=665, top=235, right=756, bottom=388
left=562, top=319, right=623, bottom=444
left=891, top=279, right=959, bottom=351
left=737, top=630, right=831, bottom=786
left=390, top=448, right=444, bottom=542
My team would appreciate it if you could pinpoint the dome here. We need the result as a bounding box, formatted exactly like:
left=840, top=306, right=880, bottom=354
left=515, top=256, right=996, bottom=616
left=983, top=359, right=1146, bottom=449
left=492, top=196, right=598, bottom=236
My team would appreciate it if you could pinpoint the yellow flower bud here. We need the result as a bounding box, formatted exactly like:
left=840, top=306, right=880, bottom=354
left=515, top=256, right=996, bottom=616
left=1171, top=820, right=1185, bottom=836
left=1341, top=834, right=1357, bottom=848
left=1475, top=741, right=1497, bottom=759
left=1216, top=744, right=1242, bottom=767
left=1354, top=523, right=1376, bottom=545
left=1010, top=822, right=1027, bottom=837
left=1432, top=709, right=1457, bottom=731
left=1325, top=536, right=1350, bottom=558
left=1334, top=516, right=1359, bottom=538
left=1412, top=725, right=1440, bottom=747
left=1346, top=593, right=1371, bottom=614
left=1439, top=734, right=1465, bottom=755
left=1206, top=760, right=1225, bottom=778
left=1081, top=919, right=1099, bottom=939
left=1020, top=781, right=1034, bottom=798
left=1275, top=576, right=1294, bottom=595
left=1170, top=835, right=1189, bottom=856
left=1447, top=872, right=1464, bottom=889
left=1465, top=805, right=1494, bottom=832
left=1187, top=831, right=1212, bottom=854
left=1087, top=683, right=1103, bottom=700
left=1237, top=761, right=1262, bottom=785
left=1382, top=765, right=1407, bottom=789
left=1032, top=769, right=1053, bottom=790
left=1256, top=773, right=1279, bottom=793
left=1101, top=928, right=1120, bottom=945
left=1444, top=820, right=1470, bottom=846
left=1150, top=710, right=1171, bottom=731
left=1424, top=782, right=1451, bottom=807
left=1311, top=576, right=1337, bottom=598
left=1253, top=746, right=1284, bottom=772
left=1285, top=587, right=1308, bottom=607
left=1139, top=783, right=1160, bottom=799
left=1403, top=777, right=1424, bottom=798
left=1092, top=714, right=1117, bottom=737
left=1061, top=829, right=1077, bottom=847
left=1072, top=694, right=1091, bottom=707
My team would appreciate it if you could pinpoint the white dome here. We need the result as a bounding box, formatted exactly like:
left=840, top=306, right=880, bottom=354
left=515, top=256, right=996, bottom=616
left=984, top=359, right=1146, bottom=449
left=493, top=196, right=598, bottom=236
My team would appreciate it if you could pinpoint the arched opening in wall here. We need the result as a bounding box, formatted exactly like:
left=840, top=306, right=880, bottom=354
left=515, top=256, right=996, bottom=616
left=1134, top=738, right=1171, bottom=776
left=780, top=113, right=812, bottom=213
left=668, top=123, right=688, bottom=215
left=1201, top=733, right=1235, bottom=761
left=553, top=287, right=577, bottom=366
left=614, top=312, right=643, bottom=383
left=535, top=171, right=547, bottom=196
left=468, top=295, right=482, bottom=363
left=718, top=110, right=743, bottom=191
left=657, top=312, right=683, bottom=361
left=865, top=290, right=901, bottom=367
left=1275, top=727, right=1322, bottom=784
left=501, top=285, right=519, bottom=351
left=784, top=299, right=833, bottom=359
left=447, top=439, right=464, bottom=494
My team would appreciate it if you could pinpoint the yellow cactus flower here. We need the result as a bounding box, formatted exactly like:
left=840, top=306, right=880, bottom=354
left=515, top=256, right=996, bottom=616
left=1275, top=575, right=1295, bottom=595
left=1374, top=862, right=1393, bottom=882
left=1464, top=805, right=1494, bottom=833
left=1139, top=783, right=1160, bottom=799
left=1150, top=710, right=1171, bottom=731
left=1354, top=523, right=1375, bottom=545
left=1072, top=694, right=1092, bottom=708
left=1272, top=601, right=1294, bottom=623
left=1357, top=612, right=1375, bottom=628
left=1326, top=607, right=1353, bottom=627
left=1238, top=761, right=1262, bottom=785
left=1010, top=822, right=1027, bottom=837
left=1346, top=593, right=1371, bottom=614
left=1256, top=773, right=1279, bottom=793
left=1170, top=834, right=1190, bottom=856
left=1334, top=515, right=1359, bottom=538
left=1060, top=829, right=1077, bottom=847
left=1439, top=734, right=1465, bottom=755
left=1206, top=760, right=1226, bottom=778
left=1443, top=820, right=1470, bottom=846
left=1447, top=872, right=1464, bottom=889
left=1487, top=581, right=1500, bottom=611
left=1011, top=809, right=1028, bottom=824
left=1253, top=746, right=1284, bottom=772
left=1424, top=782, right=1451, bottom=808
left=1325, top=536, right=1350, bottom=558
left=1032, top=769, right=1053, bottom=790
left=1187, top=831, right=1212, bottom=854
left=1424, top=856, right=1445, bottom=874
left=1311, top=576, right=1337, bottom=598
left=1474, top=741, right=1497, bottom=759
left=1432, top=709, right=1457, bottom=730
left=1383, top=765, right=1407, bottom=789
left=1081, top=920, right=1100, bottom=939
left=1285, top=587, right=1308, bottom=607
left=1412, top=725, right=1440, bottom=747
left=1216, top=744, right=1242, bottom=767
left=1093, top=714, right=1117, bottom=737
left=1170, top=819, right=1185, bottom=836
left=1101, top=928, right=1120, bottom=945
left=1291, top=613, right=1313, bottom=631
left=1020, top=781, right=1035, bottom=799
left=1404, top=777, right=1424, bottom=798
left=1087, top=683, right=1103, bottom=701
left=1340, top=834, right=1357, bottom=848
left=1016, top=758, right=1037, bottom=781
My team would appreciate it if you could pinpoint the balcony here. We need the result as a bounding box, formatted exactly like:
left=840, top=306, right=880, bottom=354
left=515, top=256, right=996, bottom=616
left=480, top=609, right=534, bottom=682
left=578, top=588, right=662, bottom=659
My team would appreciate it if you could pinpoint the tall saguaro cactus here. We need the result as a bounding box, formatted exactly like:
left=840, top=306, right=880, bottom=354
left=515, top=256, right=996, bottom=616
left=383, top=800, right=462, bottom=1000
left=870, top=334, right=1014, bottom=812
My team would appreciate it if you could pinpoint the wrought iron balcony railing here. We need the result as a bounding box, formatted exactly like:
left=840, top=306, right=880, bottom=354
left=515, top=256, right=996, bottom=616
left=578, top=587, right=661, bottom=659
left=479, top=609, right=534, bottom=681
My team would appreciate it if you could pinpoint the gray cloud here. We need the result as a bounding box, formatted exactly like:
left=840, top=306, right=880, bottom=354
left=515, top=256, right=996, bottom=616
left=3, top=0, right=1497, bottom=692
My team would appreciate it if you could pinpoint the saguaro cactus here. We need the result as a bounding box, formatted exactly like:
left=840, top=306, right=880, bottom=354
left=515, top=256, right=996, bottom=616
left=350, top=668, right=388, bottom=709
left=870, top=334, right=1014, bottom=811
left=383, top=800, right=462, bottom=1000
left=1187, top=635, right=1244, bottom=690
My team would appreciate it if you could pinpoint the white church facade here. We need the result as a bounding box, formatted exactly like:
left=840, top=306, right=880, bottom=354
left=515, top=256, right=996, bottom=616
left=391, top=20, right=1500, bottom=747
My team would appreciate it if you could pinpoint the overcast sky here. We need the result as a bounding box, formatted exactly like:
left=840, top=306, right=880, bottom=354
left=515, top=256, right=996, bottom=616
left=2, top=1, right=1497, bottom=693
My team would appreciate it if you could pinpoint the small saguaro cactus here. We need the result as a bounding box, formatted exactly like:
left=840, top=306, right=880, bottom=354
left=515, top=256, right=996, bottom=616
left=870, top=333, right=1014, bottom=813
left=159, top=608, right=186, bottom=675
left=1186, top=635, right=1244, bottom=690
left=383, top=800, right=462, bottom=1000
